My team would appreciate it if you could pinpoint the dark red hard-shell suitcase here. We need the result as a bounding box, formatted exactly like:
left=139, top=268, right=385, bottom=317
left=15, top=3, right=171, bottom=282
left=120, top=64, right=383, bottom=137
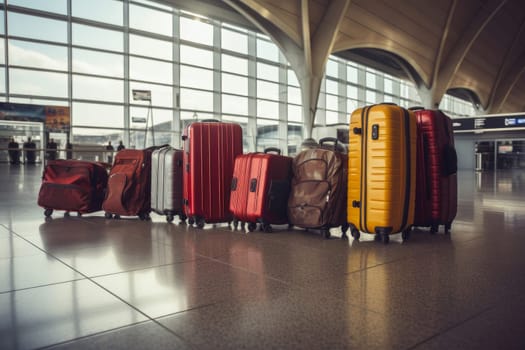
left=182, top=121, right=243, bottom=228
left=37, top=160, right=109, bottom=217
left=413, top=108, right=458, bottom=233
left=102, top=147, right=159, bottom=220
left=229, top=148, right=293, bottom=232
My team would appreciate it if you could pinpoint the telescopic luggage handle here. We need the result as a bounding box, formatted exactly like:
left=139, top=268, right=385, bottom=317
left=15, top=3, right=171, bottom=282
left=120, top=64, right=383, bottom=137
left=200, top=119, right=220, bottom=123
left=319, top=137, right=339, bottom=146
left=264, top=147, right=281, bottom=155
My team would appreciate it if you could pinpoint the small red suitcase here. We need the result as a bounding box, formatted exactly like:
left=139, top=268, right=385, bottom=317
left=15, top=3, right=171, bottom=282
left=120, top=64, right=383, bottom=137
left=102, top=147, right=159, bottom=220
left=37, top=160, right=109, bottom=217
left=412, top=108, right=458, bottom=233
left=182, top=121, right=243, bottom=228
left=229, top=148, right=293, bottom=232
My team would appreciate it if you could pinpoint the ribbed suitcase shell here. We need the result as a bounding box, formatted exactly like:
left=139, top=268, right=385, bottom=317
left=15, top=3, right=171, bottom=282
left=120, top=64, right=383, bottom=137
left=151, top=147, right=185, bottom=223
left=182, top=122, right=243, bottom=227
left=347, top=104, right=417, bottom=241
left=413, top=109, right=457, bottom=232
left=229, top=151, right=292, bottom=231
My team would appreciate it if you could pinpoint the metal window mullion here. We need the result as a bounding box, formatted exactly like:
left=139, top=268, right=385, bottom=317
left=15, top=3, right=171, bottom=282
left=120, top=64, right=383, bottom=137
left=173, top=10, right=180, bottom=147
left=123, top=0, right=130, bottom=148
left=4, top=3, right=9, bottom=101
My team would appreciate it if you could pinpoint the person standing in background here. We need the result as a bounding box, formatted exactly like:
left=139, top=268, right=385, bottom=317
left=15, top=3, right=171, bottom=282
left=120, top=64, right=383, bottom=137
left=117, top=140, right=125, bottom=151
left=8, top=137, right=20, bottom=164
left=106, top=141, right=114, bottom=164
left=23, top=137, right=36, bottom=164
left=47, top=138, right=58, bottom=160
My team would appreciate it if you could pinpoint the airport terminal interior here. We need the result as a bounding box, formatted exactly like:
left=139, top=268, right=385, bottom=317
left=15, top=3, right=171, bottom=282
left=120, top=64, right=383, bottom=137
left=3, top=156, right=525, bottom=349
left=2, top=0, right=525, bottom=349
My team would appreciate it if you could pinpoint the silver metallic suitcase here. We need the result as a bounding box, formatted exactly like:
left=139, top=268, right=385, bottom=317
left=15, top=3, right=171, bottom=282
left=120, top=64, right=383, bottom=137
left=151, top=147, right=185, bottom=223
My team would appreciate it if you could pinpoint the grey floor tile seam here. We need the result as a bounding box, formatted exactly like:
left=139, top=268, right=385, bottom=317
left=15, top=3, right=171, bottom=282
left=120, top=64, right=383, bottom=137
left=193, top=251, right=294, bottom=286
left=404, top=304, right=497, bottom=350
left=1, top=228, right=200, bottom=348
left=0, top=277, right=88, bottom=295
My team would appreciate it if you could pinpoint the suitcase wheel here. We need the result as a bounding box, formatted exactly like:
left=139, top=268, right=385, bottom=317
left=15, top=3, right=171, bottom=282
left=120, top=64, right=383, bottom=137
left=77, top=212, right=82, bottom=217
left=444, top=222, right=452, bottom=234
left=166, top=214, right=174, bottom=223
left=341, top=223, right=349, bottom=240
left=321, top=228, right=331, bottom=239
left=114, top=214, right=121, bottom=220
left=196, top=217, right=205, bottom=229
left=430, top=224, right=438, bottom=234
left=188, top=217, right=195, bottom=225
left=232, top=218, right=239, bottom=230
left=179, top=214, right=187, bottom=224
left=64, top=211, right=70, bottom=217
left=350, top=227, right=360, bottom=241
left=104, top=212, right=113, bottom=219
left=247, top=222, right=257, bottom=232
left=401, top=228, right=411, bottom=241
left=139, top=213, right=150, bottom=221
left=261, top=223, right=272, bottom=233
left=382, top=234, right=390, bottom=244
left=44, top=209, right=53, bottom=217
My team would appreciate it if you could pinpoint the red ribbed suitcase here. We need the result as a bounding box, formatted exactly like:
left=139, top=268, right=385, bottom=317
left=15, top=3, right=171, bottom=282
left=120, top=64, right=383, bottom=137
left=413, top=108, right=458, bottom=233
left=229, top=148, right=292, bottom=232
left=182, top=121, right=243, bottom=228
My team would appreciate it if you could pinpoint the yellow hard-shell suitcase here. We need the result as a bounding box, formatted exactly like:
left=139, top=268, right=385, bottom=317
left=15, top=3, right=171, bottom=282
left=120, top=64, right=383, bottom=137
left=347, top=103, right=417, bottom=244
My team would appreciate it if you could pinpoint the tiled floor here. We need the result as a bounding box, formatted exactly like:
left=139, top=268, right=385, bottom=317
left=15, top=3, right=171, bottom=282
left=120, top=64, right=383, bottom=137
left=1, top=163, right=525, bottom=349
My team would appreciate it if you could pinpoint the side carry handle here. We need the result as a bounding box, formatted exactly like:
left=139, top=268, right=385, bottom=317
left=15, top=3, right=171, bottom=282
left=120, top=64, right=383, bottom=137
left=408, top=106, right=425, bottom=111
left=200, top=119, right=220, bottom=123
left=264, top=147, right=281, bottom=155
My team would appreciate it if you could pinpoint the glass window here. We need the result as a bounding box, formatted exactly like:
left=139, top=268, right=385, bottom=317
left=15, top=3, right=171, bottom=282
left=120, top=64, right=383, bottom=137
left=9, top=40, right=67, bottom=71
left=326, top=79, right=338, bottom=95
left=326, top=94, right=338, bottom=111
left=130, top=106, right=172, bottom=128
left=288, top=104, right=303, bottom=123
left=288, top=69, right=299, bottom=87
left=221, top=54, right=247, bottom=75
left=326, top=110, right=338, bottom=124
left=130, top=56, right=172, bottom=84
left=180, top=17, right=213, bottom=46
left=288, top=86, right=301, bottom=105
left=257, top=99, right=278, bottom=118
left=129, top=82, right=173, bottom=108
left=10, top=0, right=67, bottom=14
left=180, top=65, right=213, bottom=90
left=73, top=48, right=123, bottom=77
left=72, top=102, right=124, bottom=128
left=366, top=90, right=376, bottom=104
left=10, top=68, right=68, bottom=97
left=222, top=73, right=248, bottom=96
left=0, top=10, right=4, bottom=35
left=257, top=62, right=279, bottom=81
left=130, top=4, right=172, bottom=36
left=72, top=23, right=123, bottom=52
left=8, top=12, right=67, bottom=43
left=347, top=65, right=358, bottom=83
left=72, top=0, right=123, bottom=26
left=257, top=39, right=279, bottom=62
left=347, top=99, right=358, bottom=113
left=257, top=80, right=279, bottom=101
left=221, top=28, right=248, bottom=54
left=366, top=72, right=376, bottom=89
left=130, top=34, right=172, bottom=60
left=73, top=75, right=123, bottom=102
left=180, top=45, right=213, bottom=69
left=180, top=88, right=213, bottom=112
left=326, top=59, right=338, bottom=78
left=222, top=94, right=248, bottom=115
left=384, top=79, right=393, bottom=94
left=0, top=68, right=6, bottom=94
left=347, top=85, right=358, bottom=99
